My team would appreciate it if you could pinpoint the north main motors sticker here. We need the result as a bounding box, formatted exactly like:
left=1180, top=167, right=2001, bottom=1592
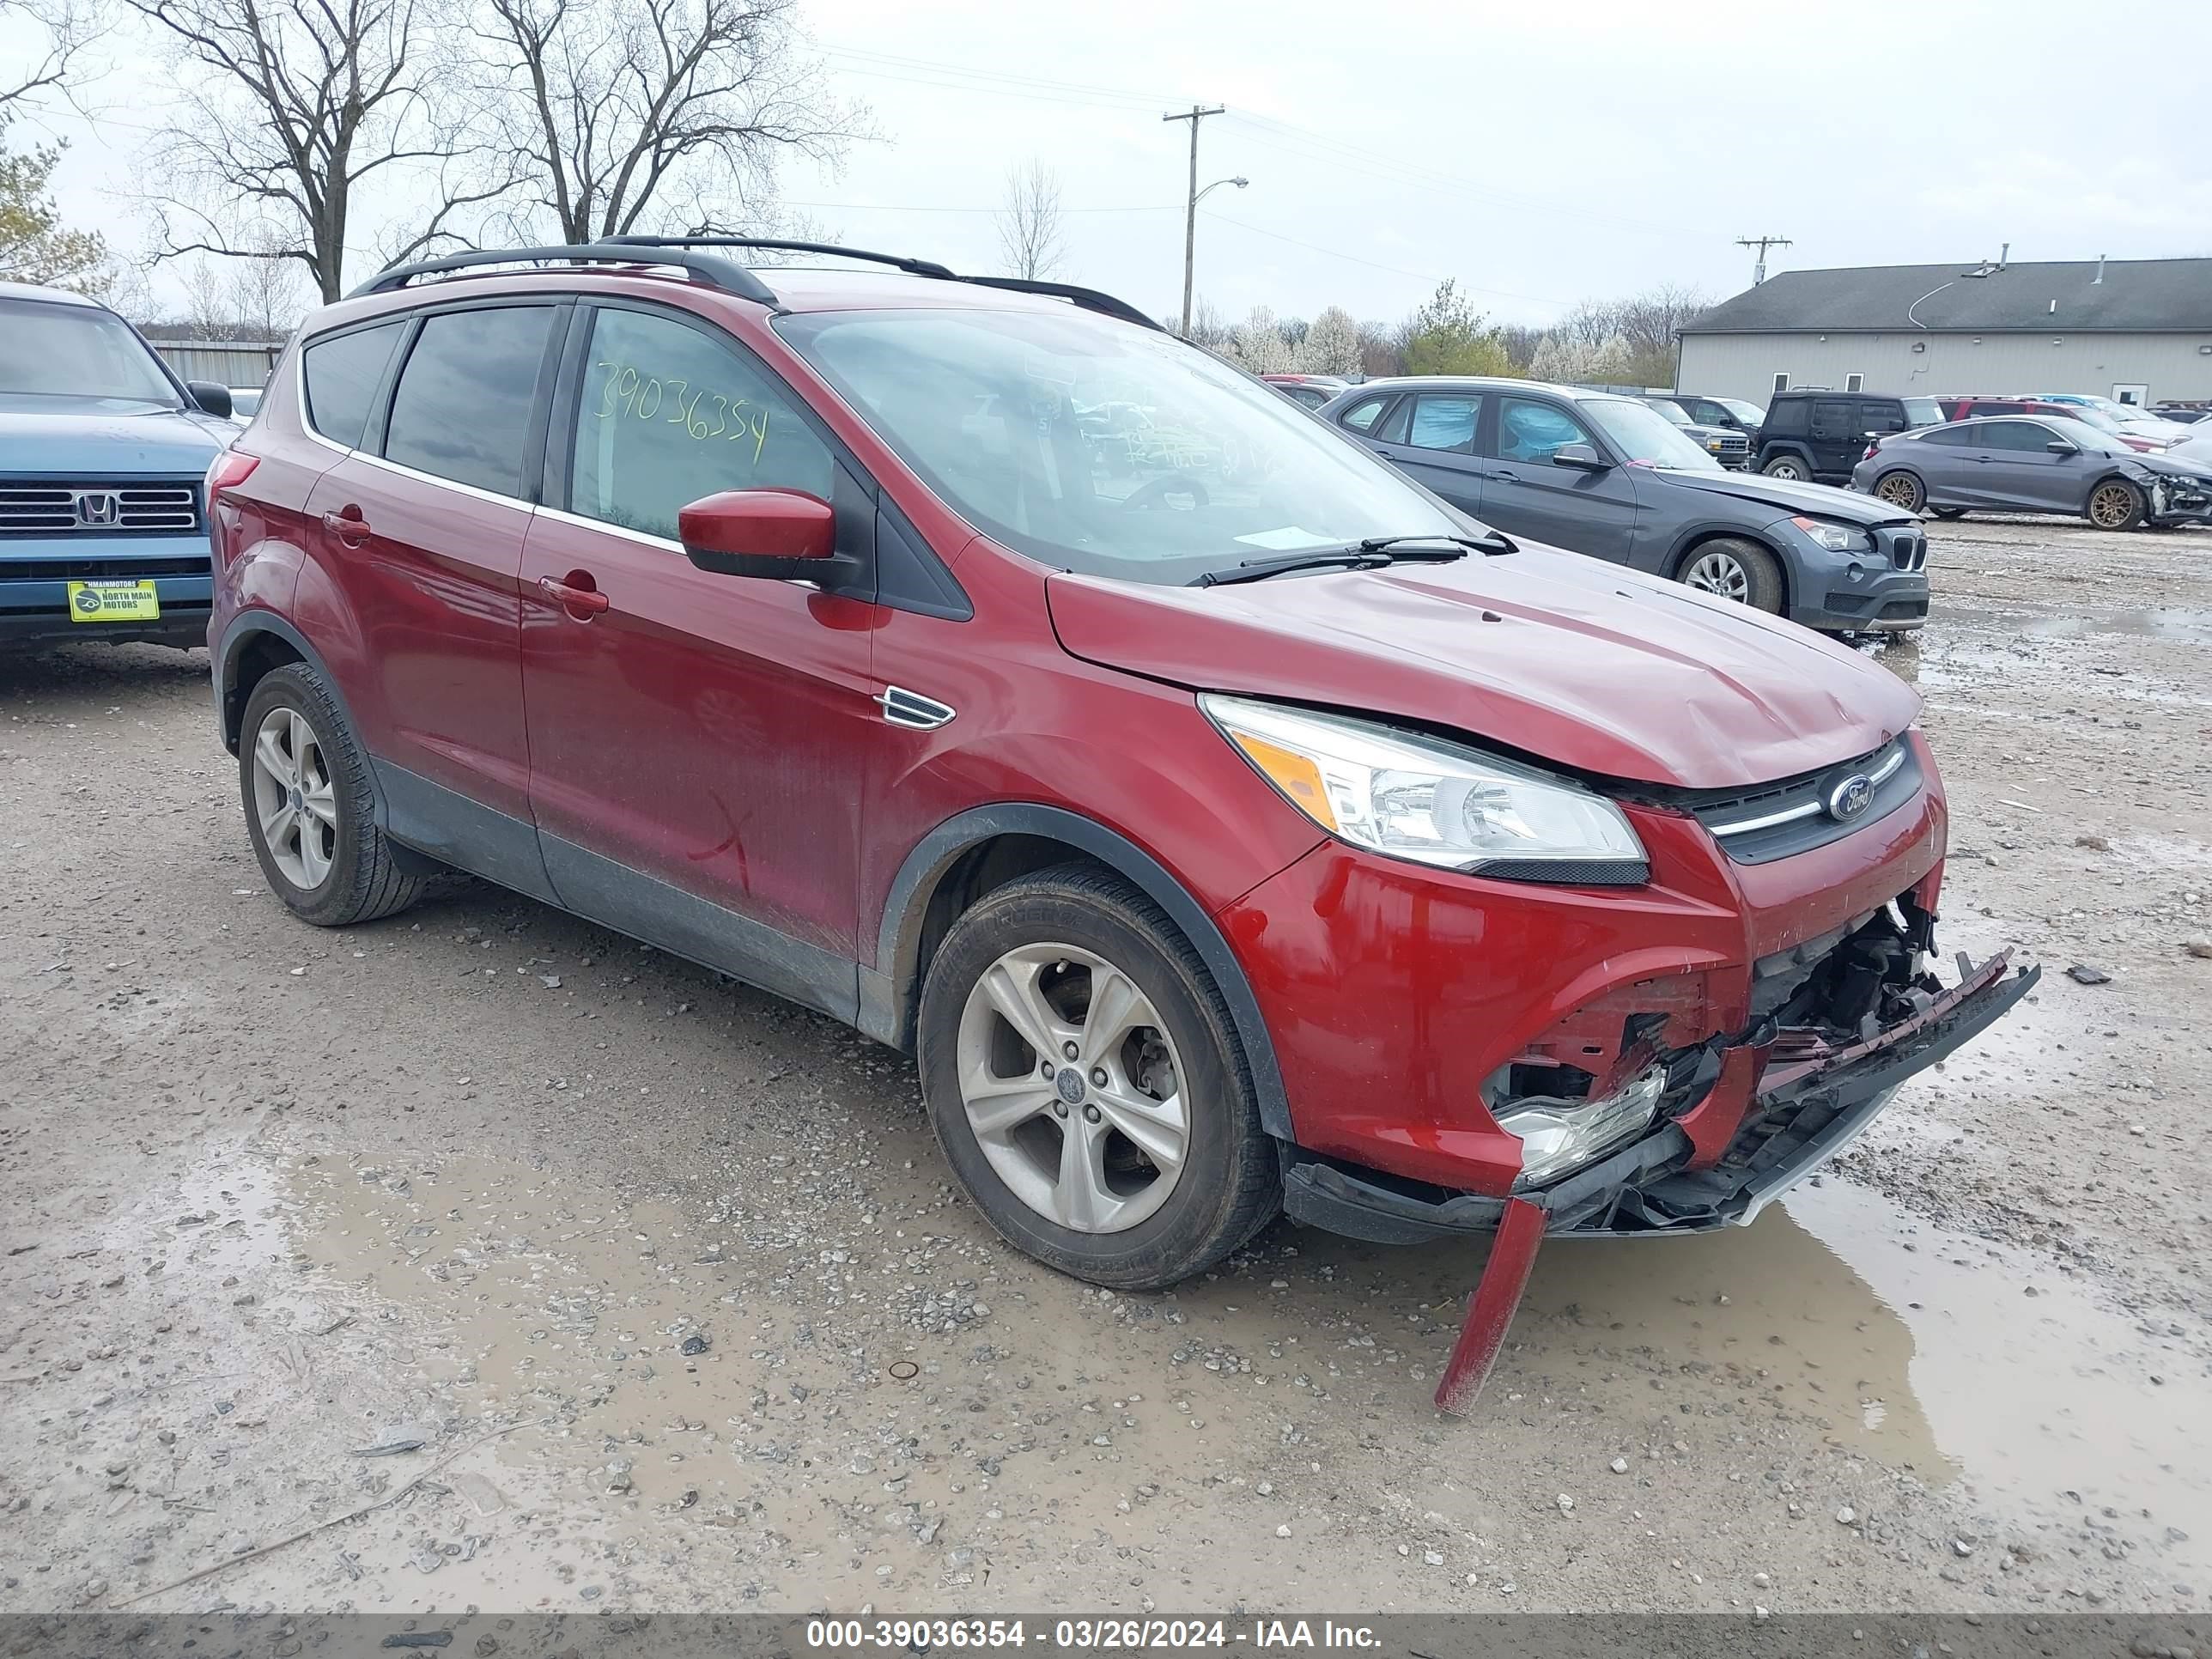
left=67, top=580, right=161, bottom=623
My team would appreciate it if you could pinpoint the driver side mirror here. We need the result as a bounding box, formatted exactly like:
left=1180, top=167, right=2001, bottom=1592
left=1550, top=442, right=1608, bottom=471
left=186, top=380, right=234, bottom=419
left=2045, top=439, right=2079, bottom=456
left=678, top=489, right=859, bottom=585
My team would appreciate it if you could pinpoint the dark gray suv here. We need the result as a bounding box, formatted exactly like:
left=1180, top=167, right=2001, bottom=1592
left=1322, top=377, right=1930, bottom=634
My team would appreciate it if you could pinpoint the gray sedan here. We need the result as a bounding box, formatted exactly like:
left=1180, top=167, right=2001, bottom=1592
left=1854, top=415, right=2212, bottom=530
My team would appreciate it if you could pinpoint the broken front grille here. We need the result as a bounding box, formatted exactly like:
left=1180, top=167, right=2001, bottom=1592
left=0, top=480, right=203, bottom=536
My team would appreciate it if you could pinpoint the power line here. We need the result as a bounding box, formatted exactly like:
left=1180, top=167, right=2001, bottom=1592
left=1736, top=234, right=1793, bottom=285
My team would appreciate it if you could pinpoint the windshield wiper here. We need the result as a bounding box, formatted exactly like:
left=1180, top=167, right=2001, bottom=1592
left=1189, top=532, right=1511, bottom=588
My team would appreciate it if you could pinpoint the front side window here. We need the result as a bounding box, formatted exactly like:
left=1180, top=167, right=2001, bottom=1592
left=1407, top=394, right=1480, bottom=453
left=301, top=322, right=404, bottom=449
left=570, top=307, right=834, bottom=542
left=1495, top=397, right=1595, bottom=463
left=1580, top=397, right=1722, bottom=470
left=0, top=296, right=179, bottom=408
left=383, top=307, right=556, bottom=497
left=777, top=307, right=1462, bottom=586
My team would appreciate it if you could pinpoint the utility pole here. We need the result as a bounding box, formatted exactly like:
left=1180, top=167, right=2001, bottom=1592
left=1736, top=235, right=1792, bottom=286
left=1164, top=103, right=1225, bottom=336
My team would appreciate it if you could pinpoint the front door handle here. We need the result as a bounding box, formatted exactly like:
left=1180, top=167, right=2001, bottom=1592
left=321, top=508, right=371, bottom=546
left=538, top=574, right=611, bottom=617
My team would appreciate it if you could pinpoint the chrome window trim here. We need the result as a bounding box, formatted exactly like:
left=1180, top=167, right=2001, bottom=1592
left=352, top=449, right=532, bottom=511
left=533, top=501, right=684, bottom=554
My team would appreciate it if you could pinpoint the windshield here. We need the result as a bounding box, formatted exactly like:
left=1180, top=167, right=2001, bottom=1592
left=0, top=296, right=181, bottom=407
left=1717, top=398, right=1765, bottom=425
left=775, top=307, right=1462, bottom=584
left=2043, top=416, right=2130, bottom=455
left=1644, top=398, right=1695, bottom=426
left=1582, top=397, right=1722, bottom=470
left=1902, top=397, right=1944, bottom=428
left=2057, top=404, right=2125, bottom=434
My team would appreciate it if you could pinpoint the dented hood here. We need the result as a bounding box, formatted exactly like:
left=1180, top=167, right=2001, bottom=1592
left=1045, top=544, right=1921, bottom=790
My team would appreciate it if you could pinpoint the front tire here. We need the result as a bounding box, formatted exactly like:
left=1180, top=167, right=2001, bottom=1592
left=917, top=864, right=1279, bottom=1290
left=240, top=664, right=427, bottom=927
left=2086, top=478, right=2146, bottom=531
left=1932, top=506, right=1967, bottom=520
left=1873, top=471, right=1925, bottom=513
left=1679, top=538, right=1786, bottom=614
left=1762, top=453, right=1811, bottom=481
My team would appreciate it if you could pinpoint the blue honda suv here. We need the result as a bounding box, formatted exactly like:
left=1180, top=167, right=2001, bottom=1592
left=1, top=281, right=238, bottom=650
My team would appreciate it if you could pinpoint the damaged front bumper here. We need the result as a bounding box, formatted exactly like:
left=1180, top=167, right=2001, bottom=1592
left=1286, top=941, right=2036, bottom=1248
left=1278, top=936, right=2040, bottom=1416
left=2148, top=474, right=2212, bottom=525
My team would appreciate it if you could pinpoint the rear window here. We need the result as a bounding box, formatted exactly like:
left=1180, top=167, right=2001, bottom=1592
left=301, top=322, right=405, bottom=449
left=1764, top=398, right=1806, bottom=434
left=382, top=307, right=556, bottom=497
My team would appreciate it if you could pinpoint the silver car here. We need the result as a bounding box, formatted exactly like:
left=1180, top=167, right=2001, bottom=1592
left=1853, top=414, right=2212, bottom=530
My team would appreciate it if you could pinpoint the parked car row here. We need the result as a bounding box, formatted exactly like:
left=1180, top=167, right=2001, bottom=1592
left=1853, top=413, right=2212, bottom=529
left=1317, top=377, right=1929, bottom=634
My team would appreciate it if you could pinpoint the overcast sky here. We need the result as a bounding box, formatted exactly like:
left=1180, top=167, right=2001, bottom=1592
left=15, top=0, right=2212, bottom=325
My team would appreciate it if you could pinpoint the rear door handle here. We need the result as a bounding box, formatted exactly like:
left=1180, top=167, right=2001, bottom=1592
left=538, top=574, right=611, bottom=616
left=321, top=509, right=371, bottom=545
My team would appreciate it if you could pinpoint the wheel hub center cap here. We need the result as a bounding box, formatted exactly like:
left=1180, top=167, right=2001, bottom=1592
left=288, top=785, right=303, bottom=811
left=1054, top=1066, right=1087, bottom=1106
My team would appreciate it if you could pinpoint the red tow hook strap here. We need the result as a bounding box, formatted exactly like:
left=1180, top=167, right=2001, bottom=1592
left=1434, top=1196, right=1547, bottom=1416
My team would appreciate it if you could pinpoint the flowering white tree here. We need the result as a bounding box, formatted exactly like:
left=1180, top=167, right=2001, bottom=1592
left=1224, top=305, right=1293, bottom=374
left=1298, top=305, right=1360, bottom=375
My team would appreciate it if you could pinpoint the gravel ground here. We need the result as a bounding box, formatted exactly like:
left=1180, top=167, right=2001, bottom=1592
left=1, top=514, right=2207, bottom=1620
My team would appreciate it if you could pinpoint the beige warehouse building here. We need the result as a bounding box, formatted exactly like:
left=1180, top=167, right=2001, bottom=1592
left=1675, top=256, right=2212, bottom=410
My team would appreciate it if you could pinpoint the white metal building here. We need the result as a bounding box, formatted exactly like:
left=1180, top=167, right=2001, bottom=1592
left=1676, top=257, right=2212, bottom=409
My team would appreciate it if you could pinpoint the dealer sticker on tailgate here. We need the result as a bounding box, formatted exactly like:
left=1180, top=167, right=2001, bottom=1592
left=68, top=580, right=161, bottom=623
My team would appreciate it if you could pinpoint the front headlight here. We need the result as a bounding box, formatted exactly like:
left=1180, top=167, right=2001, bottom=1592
left=1200, top=696, right=1649, bottom=883
left=1790, top=515, right=1875, bottom=552
left=1494, top=1065, right=1667, bottom=1187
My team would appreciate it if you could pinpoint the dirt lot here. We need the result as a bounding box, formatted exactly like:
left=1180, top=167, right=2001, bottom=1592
left=2, top=515, right=2208, bottom=1620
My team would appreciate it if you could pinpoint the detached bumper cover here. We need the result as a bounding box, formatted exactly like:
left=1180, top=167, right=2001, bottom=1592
left=1290, top=950, right=2037, bottom=1249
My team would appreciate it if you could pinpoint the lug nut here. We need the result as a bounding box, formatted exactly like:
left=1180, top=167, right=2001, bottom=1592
left=1083, top=1104, right=1103, bottom=1124
left=1054, top=1103, right=1069, bottom=1119
left=1091, top=1066, right=1108, bottom=1087
left=1041, top=1060, right=1055, bottom=1078
left=1062, top=1041, right=1079, bottom=1060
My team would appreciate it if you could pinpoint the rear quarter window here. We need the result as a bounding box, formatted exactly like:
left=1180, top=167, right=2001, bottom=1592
left=382, top=307, right=557, bottom=496
left=301, top=322, right=406, bottom=449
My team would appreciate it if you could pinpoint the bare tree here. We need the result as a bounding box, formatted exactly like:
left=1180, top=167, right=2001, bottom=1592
left=994, top=158, right=1065, bottom=282
left=471, top=0, right=863, bottom=246
left=124, top=0, right=497, bottom=301
left=0, top=0, right=103, bottom=118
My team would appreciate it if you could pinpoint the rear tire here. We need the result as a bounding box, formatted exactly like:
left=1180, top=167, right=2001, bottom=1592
left=2085, top=478, right=2146, bottom=531
left=1678, top=537, right=1786, bottom=615
left=1762, top=453, right=1811, bottom=481
left=1873, top=471, right=1925, bottom=513
left=916, top=864, right=1279, bottom=1290
left=1932, top=506, right=1967, bottom=520
left=240, top=664, right=427, bottom=927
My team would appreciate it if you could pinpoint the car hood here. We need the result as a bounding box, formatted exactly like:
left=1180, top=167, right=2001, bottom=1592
left=1644, top=466, right=1908, bottom=526
left=2136, top=446, right=2212, bottom=480
left=0, top=401, right=231, bottom=475
left=1046, top=544, right=1921, bottom=789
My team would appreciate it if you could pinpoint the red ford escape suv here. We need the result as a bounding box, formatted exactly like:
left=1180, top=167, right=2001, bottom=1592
left=205, top=239, right=2035, bottom=1411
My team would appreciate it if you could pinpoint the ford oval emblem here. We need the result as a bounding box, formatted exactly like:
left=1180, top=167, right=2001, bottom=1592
left=1826, top=773, right=1875, bottom=822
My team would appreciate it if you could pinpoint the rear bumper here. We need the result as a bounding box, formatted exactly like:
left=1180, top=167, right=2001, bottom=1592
left=1285, top=949, right=2038, bottom=1243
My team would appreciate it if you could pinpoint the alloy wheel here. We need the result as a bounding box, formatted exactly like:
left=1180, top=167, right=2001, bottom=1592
left=1684, top=550, right=1752, bottom=603
left=1875, top=473, right=1923, bottom=512
left=250, top=706, right=337, bottom=890
left=2087, top=483, right=2137, bottom=529
left=953, top=942, right=1189, bottom=1233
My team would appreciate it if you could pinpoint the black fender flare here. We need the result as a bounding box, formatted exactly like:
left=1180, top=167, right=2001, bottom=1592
left=1666, top=526, right=1795, bottom=614
left=214, top=611, right=347, bottom=752
left=861, top=803, right=1294, bottom=1141
left=1758, top=443, right=1816, bottom=474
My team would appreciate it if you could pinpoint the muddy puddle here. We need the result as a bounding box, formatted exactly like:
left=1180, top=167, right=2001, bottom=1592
left=258, top=1145, right=2209, bottom=1589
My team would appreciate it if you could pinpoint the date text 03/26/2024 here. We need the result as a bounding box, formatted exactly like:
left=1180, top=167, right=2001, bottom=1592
left=804, top=1620, right=1382, bottom=1650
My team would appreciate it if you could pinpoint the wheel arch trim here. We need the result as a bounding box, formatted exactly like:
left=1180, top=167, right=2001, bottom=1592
left=863, top=803, right=1294, bottom=1140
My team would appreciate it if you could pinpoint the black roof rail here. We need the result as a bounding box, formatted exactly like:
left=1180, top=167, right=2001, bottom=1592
left=605, top=234, right=1164, bottom=332
left=603, top=234, right=957, bottom=280
left=347, top=244, right=782, bottom=306
left=956, top=276, right=1163, bottom=332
